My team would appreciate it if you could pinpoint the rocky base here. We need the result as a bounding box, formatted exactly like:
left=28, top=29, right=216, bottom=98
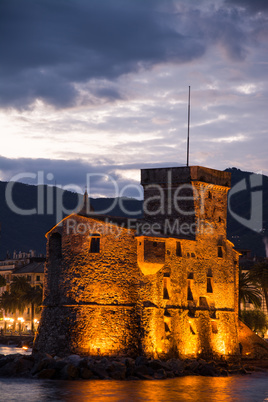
left=0, top=353, right=267, bottom=380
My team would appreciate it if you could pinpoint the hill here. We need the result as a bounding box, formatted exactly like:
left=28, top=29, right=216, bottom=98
left=0, top=167, right=267, bottom=259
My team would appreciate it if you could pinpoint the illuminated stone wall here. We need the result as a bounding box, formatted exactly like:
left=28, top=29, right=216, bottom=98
left=35, top=166, right=240, bottom=359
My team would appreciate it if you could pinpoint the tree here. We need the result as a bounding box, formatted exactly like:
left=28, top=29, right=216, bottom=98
left=250, top=261, right=268, bottom=312
left=0, top=275, right=6, bottom=287
left=241, top=309, right=267, bottom=336
left=0, top=276, right=43, bottom=333
left=22, top=284, right=43, bottom=332
left=239, top=270, right=262, bottom=317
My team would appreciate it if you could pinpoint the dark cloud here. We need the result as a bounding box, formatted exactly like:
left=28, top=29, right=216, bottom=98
left=225, top=0, right=268, bottom=13
left=0, top=0, right=256, bottom=109
left=0, top=155, right=183, bottom=197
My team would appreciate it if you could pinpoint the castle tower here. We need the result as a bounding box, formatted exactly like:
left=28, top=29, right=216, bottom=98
left=141, top=166, right=231, bottom=240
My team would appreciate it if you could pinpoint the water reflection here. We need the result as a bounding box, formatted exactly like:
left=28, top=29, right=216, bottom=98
left=0, top=375, right=268, bottom=401
left=41, top=376, right=268, bottom=402
left=0, top=345, right=32, bottom=356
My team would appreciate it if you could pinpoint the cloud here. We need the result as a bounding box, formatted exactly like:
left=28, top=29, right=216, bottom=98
left=0, top=155, right=184, bottom=198
left=224, top=0, right=268, bottom=13
left=0, top=0, right=262, bottom=109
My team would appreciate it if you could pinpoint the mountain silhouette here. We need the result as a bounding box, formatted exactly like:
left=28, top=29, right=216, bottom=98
left=0, top=168, right=267, bottom=259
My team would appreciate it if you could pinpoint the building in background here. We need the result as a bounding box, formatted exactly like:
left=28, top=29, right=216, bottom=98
left=0, top=251, right=45, bottom=333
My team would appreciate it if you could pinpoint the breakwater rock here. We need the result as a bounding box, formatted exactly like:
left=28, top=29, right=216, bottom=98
left=0, top=353, right=264, bottom=380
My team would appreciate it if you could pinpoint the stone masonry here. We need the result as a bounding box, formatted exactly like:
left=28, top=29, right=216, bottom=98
left=34, top=166, right=240, bottom=359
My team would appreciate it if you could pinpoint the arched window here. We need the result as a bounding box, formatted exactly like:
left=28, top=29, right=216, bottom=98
left=49, top=232, right=62, bottom=260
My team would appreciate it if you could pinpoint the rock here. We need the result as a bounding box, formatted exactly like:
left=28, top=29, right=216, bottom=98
left=154, top=368, right=167, bottom=379
left=199, top=364, right=218, bottom=377
left=90, top=364, right=110, bottom=379
left=37, top=368, right=56, bottom=379
left=80, top=367, right=94, bottom=379
left=15, top=357, right=34, bottom=375
left=135, top=356, right=148, bottom=367
left=123, top=357, right=135, bottom=367
left=108, top=361, right=126, bottom=380
left=65, top=355, right=83, bottom=367
left=188, top=360, right=199, bottom=372
left=31, top=356, right=55, bottom=375
left=133, top=364, right=154, bottom=379
left=148, top=359, right=169, bottom=371
left=166, top=359, right=185, bottom=373
left=60, top=363, right=79, bottom=380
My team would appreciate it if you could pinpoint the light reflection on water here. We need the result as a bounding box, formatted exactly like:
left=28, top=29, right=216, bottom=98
left=0, top=345, right=32, bottom=356
left=0, top=375, right=268, bottom=402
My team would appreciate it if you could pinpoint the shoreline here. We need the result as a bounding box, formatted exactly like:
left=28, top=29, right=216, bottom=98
left=0, top=352, right=268, bottom=380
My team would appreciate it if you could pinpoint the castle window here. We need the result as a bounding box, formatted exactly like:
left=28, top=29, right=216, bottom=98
left=207, top=277, right=213, bottom=293
left=163, top=278, right=170, bottom=300
left=218, top=236, right=224, bottom=246
left=187, top=279, right=193, bottom=301
left=164, top=322, right=170, bottom=332
left=190, top=324, right=196, bottom=335
left=199, top=297, right=209, bottom=309
left=89, top=234, right=100, bottom=253
left=176, top=242, right=182, bottom=257
left=191, top=252, right=195, bottom=258
left=36, top=275, right=40, bottom=282
left=211, top=321, right=218, bottom=334
left=188, top=272, right=194, bottom=280
left=208, top=191, right=212, bottom=199
left=49, top=232, right=62, bottom=260
left=144, top=240, right=165, bottom=263
left=218, top=246, right=223, bottom=258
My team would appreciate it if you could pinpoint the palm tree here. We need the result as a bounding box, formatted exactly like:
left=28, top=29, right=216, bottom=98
left=0, top=276, right=43, bottom=333
left=10, top=276, right=31, bottom=295
left=239, top=270, right=262, bottom=317
left=0, top=290, right=27, bottom=331
left=0, top=275, right=6, bottom=287
left=22, top=284, right=43, bottom=332
left=250, top=261, right=268, bottom=312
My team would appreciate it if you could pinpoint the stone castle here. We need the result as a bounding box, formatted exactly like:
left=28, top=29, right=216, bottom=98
left=34, top=166, right=240, bottom=358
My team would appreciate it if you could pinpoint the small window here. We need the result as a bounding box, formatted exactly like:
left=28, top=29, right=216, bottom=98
left=164, top=322, right=170, bottom=332
left=144, top=240, right=165, bottom=263
left=90, top=236, right=100, bottom=253
left=27, top=275, right=31, bottom=282
left=36, top=275, right=40, bottom=282
left=187, top=280, right=193, bottom=301
left=207, top=277, right=213, bottom=293
left=211, top=321, right=218, bottom=334
left=208, top=191, right=212, bottom=199
left=176, top=242, right=182, bottom=257
left=190, top=324, right=196, bottom=335
left=191, top=252, right=195, bottom=258
left=199, top=296, right=209, bottom=309
left=218, top=246, right=223, bottom=258
left=163, top=278, right=169, bottom=300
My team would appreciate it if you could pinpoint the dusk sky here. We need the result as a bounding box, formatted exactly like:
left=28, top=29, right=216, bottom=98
left=0, top=0, right=267, bottom=197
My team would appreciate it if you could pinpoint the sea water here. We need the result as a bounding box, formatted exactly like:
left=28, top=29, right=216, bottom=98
left=0, top=346, right=267, bottom=402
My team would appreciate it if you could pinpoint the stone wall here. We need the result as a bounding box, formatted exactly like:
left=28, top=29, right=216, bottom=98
left=35, top=166, right=239, bottom=359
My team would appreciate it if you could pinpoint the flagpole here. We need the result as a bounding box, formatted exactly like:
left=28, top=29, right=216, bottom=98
left=186, top=86, right=190, bottom=167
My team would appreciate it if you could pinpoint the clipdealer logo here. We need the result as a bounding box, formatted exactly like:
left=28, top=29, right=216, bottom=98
left=228, top=172, right=263, bottom=233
